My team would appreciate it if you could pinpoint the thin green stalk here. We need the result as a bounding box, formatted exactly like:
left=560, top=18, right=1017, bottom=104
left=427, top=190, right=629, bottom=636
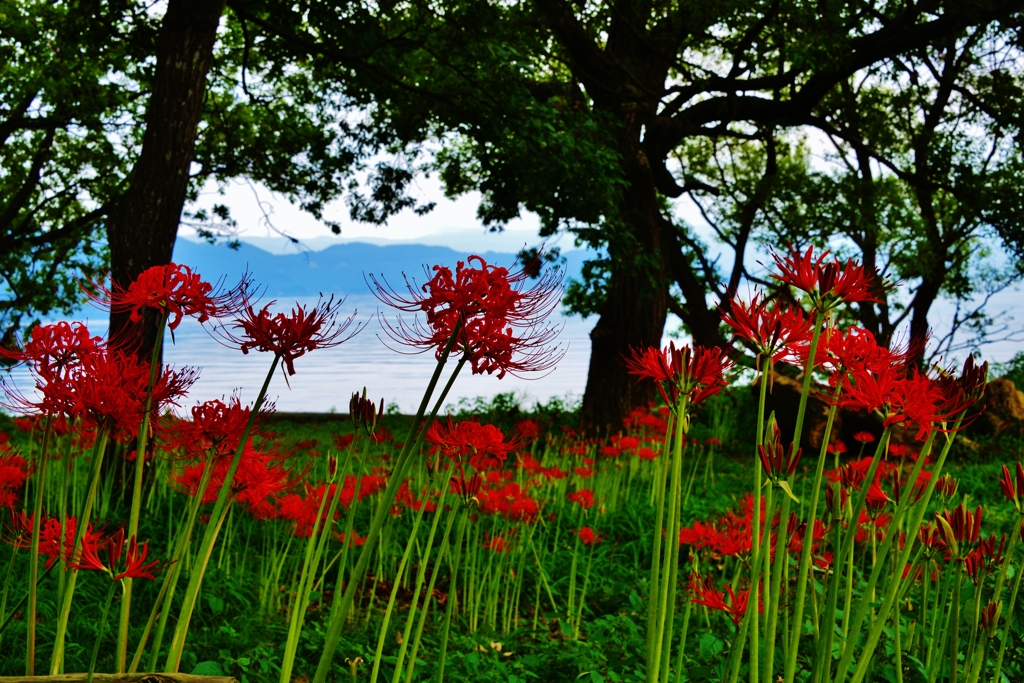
left=436, top=508, right=470, bottom=683
left=117, top=311, right=167, bottom=673
left=87, top=581, right=119, bottom=683
left=51, top=429, right=110, bottom=674
left=992, top=519, right=1024, bottom=682
left=312, top=330, right=465, bottom=683
left=369, top=478, right=436, bottom=683
left=764, top=490, right=792, bottom=683
left=164, top=354, right=280, bottom=672
left=26, top=418, right=52, bottom=676
left=646, top=412, right=674, bottom=683
left=837, top=422, right=961, bottom=683
left=136, top=458, right=218, bottom=673
left=395, top=494, right=457, bottom=683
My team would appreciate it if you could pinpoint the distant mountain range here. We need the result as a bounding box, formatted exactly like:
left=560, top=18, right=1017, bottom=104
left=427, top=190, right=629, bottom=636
left=171, top=239, right=591, bottom=298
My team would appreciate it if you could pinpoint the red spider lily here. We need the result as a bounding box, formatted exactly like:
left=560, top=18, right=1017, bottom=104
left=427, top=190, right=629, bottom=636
left=392, top=479, right=436, bottom=515
left=838, top=366, right=952, bottom=441
left=70, top=348, right=198, bottom=444
left=1000, top=462, right=1024, bottom=511
left=450, top=472, right=484, bottom=505
left=937, top=504, right=984, bottom=556
left=482, top=533, right=511, bottom=552
left=964, top=534, right=1006, bottom=583
left=170, top=438, right=302, bottom=517
left=0, top=321, right=102, bottom=384
left=574, top=526, right=603, bottom=546
left=827, top=441, right=847, bottom=455
left=865, top=481, right=893, bottom=515
left=721, top=294, right=812, bottom=365
left=159, top=396, right=267, bottom=463
left=88, top=263, right=253, bottom=332
left=919, top=523, right=948, bottom=558
left=825, top=483, right=849, bottom=518
left=758, top=424, right=801, bottom=482
left=336, top=530, right=367, bottom=547
left=636, top=447, right=658, bottom=461
left=624, top=342, right=733, bottom=409
left=370, top=255, right=563, bottom=378
left=3, top=512, right=102, bottom=569
left=68, top=527, right=165, bottom=581
left=853, top=431, right=876, bottom=444
left=567, top=489, right=596, bottom=509
left=0, top=450, right=30, bottom=509
left=770, top=245, right=889, bottom=311
left=350, top=388, right=384, bottom=435
left=687, top=573, right=757, bottom=626
left=333, top=433, right=355, bottom=451
left=476, top=482, right=539, bottom=521
left=981, top=601, right=1001, bottom=634
left=935, top=474, right=959, bottom=498
left=278, top=484, right=343, bottom=537
left=216, top=296, right=361, bottom=375
left=426, top=417, right=530, bottom=472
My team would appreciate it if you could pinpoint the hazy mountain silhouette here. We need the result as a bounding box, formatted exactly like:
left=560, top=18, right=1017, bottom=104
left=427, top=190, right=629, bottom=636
left=172, top=239, right=589, bottom=298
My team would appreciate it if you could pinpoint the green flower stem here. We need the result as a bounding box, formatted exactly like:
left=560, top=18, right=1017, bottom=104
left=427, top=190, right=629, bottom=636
left=726, top=479, right=776, bottom=683
left=645, top=411, right=674, bottom=683
left=280, top=450, right=352, bottom=683
left=815, top=501, right=846, bottom=683
left=403, top=509, right=460, bottom=683
left=164, top=354, right=280, bottom=672
left=394, top=486, right=457, bottom=682
left=747, top=357, right=771, bottom=683
left=369, top=473, right=438, bottom=683
left=136, top=459, right=218, bottom=673
left=574, top=543, right=595, bottom=640
left=117, top=311, right=168, bottom=673
left=436, top=507, right=470, bottom=683
left=948, top=566, right=964, bottom=683
left=50, top=429, right=110, bottom=674
left=836, top=422, right=960, bottom=683
left=785, top=387, right=840, bottom=670
left=652, top=394, right=688, bottom=683
left=992, top=515, right=1024, bottom=683
left=26, top=418, right=53, bottom=676
left=313, top=330, right=465, bottom=683
left=673, top=585, right=694, bottom=683
left=764, top=488, right=792, bottom=683
left=87, top=580, right=119, bottom=683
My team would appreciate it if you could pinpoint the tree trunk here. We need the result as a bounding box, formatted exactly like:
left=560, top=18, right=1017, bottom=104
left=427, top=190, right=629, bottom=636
left=105, top=0, right=227, bottom=358
left=579, top=131, right=671, bottom=432
left=578, top=264, right=669, bottom=433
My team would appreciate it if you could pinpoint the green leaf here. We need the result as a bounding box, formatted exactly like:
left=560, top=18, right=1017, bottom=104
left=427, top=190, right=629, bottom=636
left=699, top=632, right=724, bottom=659
left=191, top=661, right=226, bottom=676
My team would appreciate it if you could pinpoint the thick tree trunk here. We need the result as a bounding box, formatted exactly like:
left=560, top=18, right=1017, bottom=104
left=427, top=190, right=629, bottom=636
left=578, top=264, right=669, bottom=433
left=579, top=134, right=671, bottom=432
left=105, top=0, right=227, bottom=357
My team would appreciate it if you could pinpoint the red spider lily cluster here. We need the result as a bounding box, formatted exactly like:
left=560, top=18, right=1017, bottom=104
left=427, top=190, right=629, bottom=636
left=370, top=255, right=563, bottom=378
left=624, top=342, right=733, bottom=410
left=68, top=527, right=165, bottom=581
left=0, top=435, right=29, bottom=509
left=88, top=263, right=253, bottom=332
left=215, top=296, right=362, bottom=376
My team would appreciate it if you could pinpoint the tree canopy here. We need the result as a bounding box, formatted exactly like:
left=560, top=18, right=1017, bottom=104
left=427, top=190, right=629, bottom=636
left=3, top=0, right=1024, bottom=432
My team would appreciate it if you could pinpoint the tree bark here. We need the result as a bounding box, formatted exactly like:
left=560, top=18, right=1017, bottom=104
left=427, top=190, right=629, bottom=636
left=105, top=0, right=227, bottom=358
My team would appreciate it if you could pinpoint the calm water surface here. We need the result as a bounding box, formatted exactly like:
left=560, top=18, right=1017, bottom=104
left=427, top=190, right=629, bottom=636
left=2, top=296, right=594, bottom=414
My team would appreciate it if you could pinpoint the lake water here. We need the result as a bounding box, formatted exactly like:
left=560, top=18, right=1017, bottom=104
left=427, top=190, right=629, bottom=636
left=1, top=296, right=595, bottom=414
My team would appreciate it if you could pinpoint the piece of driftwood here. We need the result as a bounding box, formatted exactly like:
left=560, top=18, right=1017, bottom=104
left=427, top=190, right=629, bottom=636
left=0, top=675, right=237, bottom=683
